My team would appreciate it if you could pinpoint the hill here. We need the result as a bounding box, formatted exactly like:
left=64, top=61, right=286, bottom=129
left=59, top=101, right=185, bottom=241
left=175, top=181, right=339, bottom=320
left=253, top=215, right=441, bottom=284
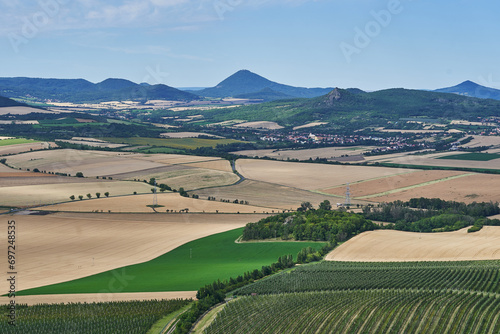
left=195, top=70, right=333, bottom=99
left=234, top=87, right=293, bottom=101
left=203, top=87, right=500, bottom=126
left=0, top=77, right=200, bottom=103
left=0, top=95, right=25, bottom=107
left=434, top=80, right=500, bottom=100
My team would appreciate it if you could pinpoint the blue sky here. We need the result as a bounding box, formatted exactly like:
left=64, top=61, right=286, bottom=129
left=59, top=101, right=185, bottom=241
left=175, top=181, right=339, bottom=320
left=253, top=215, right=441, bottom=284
left=1, top=0, right=499, bottom=91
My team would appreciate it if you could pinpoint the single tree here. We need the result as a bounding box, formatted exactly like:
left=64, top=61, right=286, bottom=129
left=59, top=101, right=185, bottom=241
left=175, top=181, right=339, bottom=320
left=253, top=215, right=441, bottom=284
left=96, top=192, right=101, bottom=198
left=104, top=192, right=109, bottom=197
left=298, top=202, right=313, bottom=212
left=319, top=200, right=332, bottom=211
left=86, top=193, right=92, bottom=199
left=70, top=195, right=75, bottom=201
left=78, top=195, right=84, bottom=200
left=76, top=172, right=84, bottom=178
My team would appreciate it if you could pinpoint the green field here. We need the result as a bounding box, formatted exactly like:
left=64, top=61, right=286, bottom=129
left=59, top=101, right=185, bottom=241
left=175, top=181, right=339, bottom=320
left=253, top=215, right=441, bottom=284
left=204, top=260, right=500, bottom=333
left=438, top=152, right=500, bottom=161
left=0, top=138, right=38, bottom=146
left=104, top=137, right=243, bottom=150
left=0, top=299, right=190, bottom=334
left=18, top=228, right=325, bottom=295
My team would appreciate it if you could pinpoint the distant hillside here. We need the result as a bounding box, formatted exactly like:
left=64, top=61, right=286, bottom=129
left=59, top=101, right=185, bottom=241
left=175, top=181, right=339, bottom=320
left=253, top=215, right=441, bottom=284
left=196, top=70, right=333, bottom=99
left=203, top=87, right=500, bottom=126
left=0, top=77, right=200, bottom=103
left=434, top=81, right=500, bottom=100
left=234, top=87, right=293, bottom=102
left=0, top=95, right=25, bottom=107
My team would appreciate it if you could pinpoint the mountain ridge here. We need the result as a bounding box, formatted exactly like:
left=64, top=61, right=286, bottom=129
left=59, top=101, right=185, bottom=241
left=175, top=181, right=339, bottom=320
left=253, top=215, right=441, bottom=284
left=0, top=77, right=200, bottom=103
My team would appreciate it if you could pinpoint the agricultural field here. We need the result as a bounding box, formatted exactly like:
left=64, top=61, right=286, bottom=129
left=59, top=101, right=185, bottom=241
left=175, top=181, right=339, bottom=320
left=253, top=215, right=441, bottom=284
left=15, top=228, right=325, bottom=296
left=320, top=170, right=468, bottom=199
left=181, top=159, right=234, bottom=172
left=461, top=135, right=500, bottom=149
left=39, top=192, right=276, bottom=213
left=369, top=173, right=500, bottom=204
left=366, top=149, right=500, bottom=170
left=236, top=159, right=414, bottom=190
left=0, top=181, right=151, bottom=207
left=0, top=141, right=54, bottom=156
left=0, top=299, right=191, bottom=334
left=292, top=121, right=328, bottom=130
left=205, top=289, right=500, bottom=333
left=0, top=106, right=53, bottom=115
left=56, top=139, right=128, bottom=149
left=192, top=179, right=342, bottom=211
left=437, top=152, right=500, bottom=161
left=0, top=213, right=268, bottom=296
left=326, top=226, right=500, bottom=262
left=119, top=166, right=239, bottom=191
left=160, top=132, right=223, bottom=138
left=204, top=260, right=500, bottom=333
left=232, top=146, right=373, bottom=161
left=104, top=137, right=242, bottom=150
left=0, top=138, right=38, bottom=146
left=4, top=149, right=166, bottom=177
left=233, top=121, right=284, bottom=130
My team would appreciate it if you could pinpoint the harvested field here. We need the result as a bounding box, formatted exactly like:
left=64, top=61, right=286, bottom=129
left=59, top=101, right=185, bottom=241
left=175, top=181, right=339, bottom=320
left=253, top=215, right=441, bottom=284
left=117, top=165, right=239, bottom=190
left=234, top=121, right=284, bottom=130
left=191, top=179, right=345, bottom=211
left=232, top=146, right=373, bottom=161
left=0, top=181, right=151, bottom=207
left=0, top=212, right=268, bottom=294
left=0, top=292, right=197, bottom=306
left=0, top=142, right=54, bottom=156
left=131, top=153, right=223, bottom=165
left=141, top=169, right=238, bottom=191
left=366, top=150, right=500, bottom=170
left=183, top=159, right=234, bottom=172
left=236, top=159, right=414, bottom=191
left=0, top=106, right=54, bottom=115
left=39, top=192, right=276, bottom=213
left=326, top=226, right=500, bottom=262
left=5, top=149, right=166, bottom=177
left=462, top=135, right=500, bottom=148
left=370, top=173, right=500, bottom=204
left=0, top=173, right=113, bottom=187
left=292, top=122, right=328, bottom=130
left=321, top=170, right=467, bottom=198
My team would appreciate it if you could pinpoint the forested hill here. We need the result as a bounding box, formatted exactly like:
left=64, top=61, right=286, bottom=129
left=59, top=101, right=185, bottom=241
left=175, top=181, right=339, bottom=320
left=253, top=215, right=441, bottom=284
left=0, top=77, right=200, bottom=103
left=0, top=95, right=25, bottom=107
left=195, top=70, right=333, bottom=99
left=203, top=86, right=500, bottom=126
left=434, top=80, right=500, bottom=100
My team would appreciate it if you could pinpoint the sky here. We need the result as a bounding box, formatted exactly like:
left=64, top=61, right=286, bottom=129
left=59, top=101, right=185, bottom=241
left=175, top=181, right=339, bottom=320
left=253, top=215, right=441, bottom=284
left=1, top=0, right=499, bottom=91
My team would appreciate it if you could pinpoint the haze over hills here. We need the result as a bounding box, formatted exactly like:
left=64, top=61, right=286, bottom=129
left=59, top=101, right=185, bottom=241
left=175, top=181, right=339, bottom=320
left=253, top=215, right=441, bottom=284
left=0, top=77, right=200, bottom=103
left=434, top=81, right=500, bottom=100
left=193, top=70, right=334, bottom=99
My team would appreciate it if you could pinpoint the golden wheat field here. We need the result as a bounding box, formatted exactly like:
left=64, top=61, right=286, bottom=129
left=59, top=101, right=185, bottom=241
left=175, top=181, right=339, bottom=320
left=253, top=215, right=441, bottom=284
left=326, top=226, right=500, bottom=262
left=38, top=192, right=276, bottom=213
